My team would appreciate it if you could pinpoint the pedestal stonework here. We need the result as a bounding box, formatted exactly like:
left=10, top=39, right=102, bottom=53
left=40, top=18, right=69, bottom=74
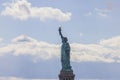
left=59, top=70, right=75, bottom=80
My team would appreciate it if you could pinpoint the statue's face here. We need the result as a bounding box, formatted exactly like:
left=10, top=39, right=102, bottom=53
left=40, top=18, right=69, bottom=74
left=62, top=37, right=68, bottom=43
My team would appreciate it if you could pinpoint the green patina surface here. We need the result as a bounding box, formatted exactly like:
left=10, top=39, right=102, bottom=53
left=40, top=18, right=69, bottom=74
left=59, top=27, right=72, bottom=71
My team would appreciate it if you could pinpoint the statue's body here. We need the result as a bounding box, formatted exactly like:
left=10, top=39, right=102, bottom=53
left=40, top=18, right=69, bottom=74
left=59, top=27, right=72, bottom=71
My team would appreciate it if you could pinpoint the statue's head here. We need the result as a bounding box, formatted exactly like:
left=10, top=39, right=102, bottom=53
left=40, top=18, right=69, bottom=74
left=62, top=37, right=68, bottom=43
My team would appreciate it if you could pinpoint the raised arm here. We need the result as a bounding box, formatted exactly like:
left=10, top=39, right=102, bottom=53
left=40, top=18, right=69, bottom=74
left=59, top=27, right=64, bottom=39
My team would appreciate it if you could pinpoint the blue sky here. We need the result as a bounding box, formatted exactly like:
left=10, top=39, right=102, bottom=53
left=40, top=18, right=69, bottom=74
left=0, top=0, right=120, bottom=79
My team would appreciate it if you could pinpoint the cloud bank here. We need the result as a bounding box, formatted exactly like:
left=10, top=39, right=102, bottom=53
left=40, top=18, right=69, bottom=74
left=1, top=0, right=72, bottom=21
left=0, top=35, right=120, bottom=63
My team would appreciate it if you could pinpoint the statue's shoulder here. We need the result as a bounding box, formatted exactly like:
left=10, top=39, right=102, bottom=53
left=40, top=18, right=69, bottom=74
left=65, top=42, right=70, bottom=46
left=66, top=42, right=69, bottom=45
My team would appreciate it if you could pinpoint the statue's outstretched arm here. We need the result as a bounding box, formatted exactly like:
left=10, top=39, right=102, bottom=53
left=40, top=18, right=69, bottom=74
left=59, top=27, right=64, bottom=39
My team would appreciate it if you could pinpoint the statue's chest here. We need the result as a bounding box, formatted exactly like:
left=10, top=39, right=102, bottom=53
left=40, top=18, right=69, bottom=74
left=61, top=43, right=67, bottom=49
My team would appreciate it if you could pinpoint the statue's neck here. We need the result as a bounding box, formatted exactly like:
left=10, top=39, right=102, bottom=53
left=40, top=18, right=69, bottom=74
left=62, top=42, right=68, bottom=44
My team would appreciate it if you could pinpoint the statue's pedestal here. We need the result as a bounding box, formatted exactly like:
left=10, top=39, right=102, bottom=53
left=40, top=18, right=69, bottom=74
left=59, top=70, right=75, bottom=80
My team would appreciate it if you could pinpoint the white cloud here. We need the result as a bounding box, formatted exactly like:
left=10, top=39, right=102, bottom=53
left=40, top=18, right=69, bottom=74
left=95, top=8, right=111, bottom=13
left=85, top=8, right=112, bottom=17
left=1, top=0, right=72, bottom=21
left=12, top=35, right=37, bottom=43
left=97, top=12, right=107, bottom=17
left=100, top=36, right=120, bottom=48
left=0, top=35, right=120, bottom=63
left=71, top=43, right=116, bottom=63
left=84, top=12, right=92, bottom=16
left=95, top=8, right=112, bottom=17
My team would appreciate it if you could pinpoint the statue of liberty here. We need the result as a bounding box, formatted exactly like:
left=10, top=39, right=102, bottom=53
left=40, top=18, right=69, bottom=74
left=58, top=27, right=72, bottom=71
